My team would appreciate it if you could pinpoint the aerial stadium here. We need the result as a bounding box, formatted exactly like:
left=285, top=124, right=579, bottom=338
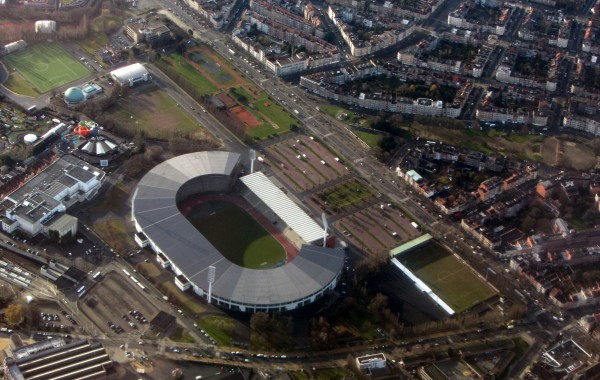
left=131, top=151, right=345, bottom=312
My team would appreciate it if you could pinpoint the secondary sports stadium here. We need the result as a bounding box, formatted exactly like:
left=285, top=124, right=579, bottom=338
left=132, top=151, right=345, bottom=312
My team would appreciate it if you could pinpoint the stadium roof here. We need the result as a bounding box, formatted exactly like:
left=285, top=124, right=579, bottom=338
left=132, top=151, right=345, bottom=308
left=240, top=172, right=325, bottom=243
left=110, top=63, right=148, bottom=84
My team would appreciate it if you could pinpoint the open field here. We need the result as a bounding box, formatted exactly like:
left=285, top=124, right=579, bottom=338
left=353, top=129, right=381, bottom=147
left=184, top=200, right=285, bottom=269
left=164, top=53, right=219, bottom=95
left=401, top=243, right=496, bottom=313
left=108, top=89, right=206, bottom=139
left=250, top=96, right=297, bottom=137
left=334, top=203, right=420, bottom=254
left=3, top=43, right=90, bottom=93
left=196, top=315, right=235, bottom=346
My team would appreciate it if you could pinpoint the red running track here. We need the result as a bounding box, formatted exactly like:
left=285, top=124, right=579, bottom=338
left=178, top=194, right=300, bottom=261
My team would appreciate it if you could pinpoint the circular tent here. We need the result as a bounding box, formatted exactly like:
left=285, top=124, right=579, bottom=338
left=64, top=87, right=85, bottom=105
left=23, top=134, right=37, bottom=144
left=34, top=20, right=57, bottom=33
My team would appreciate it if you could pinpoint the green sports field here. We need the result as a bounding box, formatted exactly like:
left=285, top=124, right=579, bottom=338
left=3, top=43, right=90, bottom=93
left=184, top=200, right=285, bottom=269
left=401, top=243, right=496, bottom=313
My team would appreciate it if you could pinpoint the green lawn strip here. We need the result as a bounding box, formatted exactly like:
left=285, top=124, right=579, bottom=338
left=160, top=281, right=205, bottom=315
left=252, top=97, right=296, bottom=130
left=2, top=72, right=40, bottom=97
left=315, top=368, right=352, bottom=380
left=271, top=146, right=316, bottom=185
left=169, top=327, right=196, bottom=343
left=295, top=141, right=342, bottom=176
left=319, top=104, right=358, bottom=124
left=353, top=129, right=381, bottom=148
left=288, top=371, right=309, bottom=380
left=197, top=315, right=234, bottom=346
left=351, top=215, right=386, bottom=250
left=165, top=53, right=219, bottom=94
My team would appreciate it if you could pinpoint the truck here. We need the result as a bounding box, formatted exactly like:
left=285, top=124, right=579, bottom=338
left=410, top=222, right=419, bottom=229
left=293, top=109, right=299, bottom=115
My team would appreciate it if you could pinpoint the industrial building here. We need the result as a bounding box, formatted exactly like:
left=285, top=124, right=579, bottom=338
left=0, top=155, right=104, bottom=237
left=132, top=151, right=345, bottom=312
left=4, top=338, right=113, bottom=380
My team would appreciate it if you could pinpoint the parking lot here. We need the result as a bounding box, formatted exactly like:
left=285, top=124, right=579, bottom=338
left=79, top=270, right=159, bottom=337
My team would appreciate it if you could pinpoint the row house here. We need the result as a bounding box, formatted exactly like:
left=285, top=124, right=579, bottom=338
left=247, top=12, right=336, bottom=54
left=250, top=0, right=324, bottom=38
left=476, top=107, right=548, bottom=126
left=563, top=114, right=600, bottom=136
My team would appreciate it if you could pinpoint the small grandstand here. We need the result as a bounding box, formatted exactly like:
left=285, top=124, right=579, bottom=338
left=132, top=151, right=345, bottom=312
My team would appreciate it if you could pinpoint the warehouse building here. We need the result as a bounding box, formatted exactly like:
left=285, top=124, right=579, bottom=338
left=0, top=155, right=104, bottom=237
left=4, top=338, right=113, bottom=380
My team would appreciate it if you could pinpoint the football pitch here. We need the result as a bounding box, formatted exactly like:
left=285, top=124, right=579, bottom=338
left=184, top=200, right=286, bottom=269
left=3, top=43, right=90, bottom=93
left=401, top=243, right=496, bottom=313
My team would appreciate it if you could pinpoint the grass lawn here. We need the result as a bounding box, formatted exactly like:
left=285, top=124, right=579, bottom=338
left=315, top=368, right=352, bottom=380
left=319, top=104, right=360, bottom=124
left=288, top=371, right=309, bottom=380
left=252, top=97, right=296, bottom=128
left=169, top=327, right=196, bottom=343
left=318, top=179, right=374, bottom=212
left=166, top=53, right=219, bottom=95
left=3, top=43, right=90, bottom=93
left=91, top=219, right=134, bottom=256
left=401, top=243, right=496, bottom=313
left=353, top=129, right=381, bottom=148
left=160, top=281, right=206, bottom=316
left=197, top=315, right=234, bottom=346
left=184, top=200, right=285, bottom=269
left=2, top=72, right=39, bottom=97
left=109, top=89, right=203, bottom=138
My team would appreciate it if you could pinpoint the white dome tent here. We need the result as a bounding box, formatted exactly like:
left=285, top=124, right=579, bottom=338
left=35, top=20, right=57, bottom=34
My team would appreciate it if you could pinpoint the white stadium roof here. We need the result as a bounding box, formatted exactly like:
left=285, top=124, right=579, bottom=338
left=110, top=63, right=148, bottom=84
left=240, top=171, right=325, bottom=243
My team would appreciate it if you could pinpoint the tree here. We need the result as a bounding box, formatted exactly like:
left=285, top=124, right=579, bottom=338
left=5, top=304, right=25, bottom=326
left=250, top=312, right=269, bottom=332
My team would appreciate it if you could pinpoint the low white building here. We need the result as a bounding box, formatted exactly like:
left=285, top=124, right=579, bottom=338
left=356, top=353, right=386, bottom=370
left=1, top=155, right=104, bottom=237
left=110, top=63, right=150, bottom=87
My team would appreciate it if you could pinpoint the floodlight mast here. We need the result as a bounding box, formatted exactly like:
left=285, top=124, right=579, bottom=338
left=322, top=213, right=328, bottom=247
left=207, top=266, right=216, bottom=304
left=249, top=149, right=256, bottom=174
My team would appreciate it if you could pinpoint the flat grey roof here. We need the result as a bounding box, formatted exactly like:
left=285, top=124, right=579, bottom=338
left=132, top=151, right=345, bottom=307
